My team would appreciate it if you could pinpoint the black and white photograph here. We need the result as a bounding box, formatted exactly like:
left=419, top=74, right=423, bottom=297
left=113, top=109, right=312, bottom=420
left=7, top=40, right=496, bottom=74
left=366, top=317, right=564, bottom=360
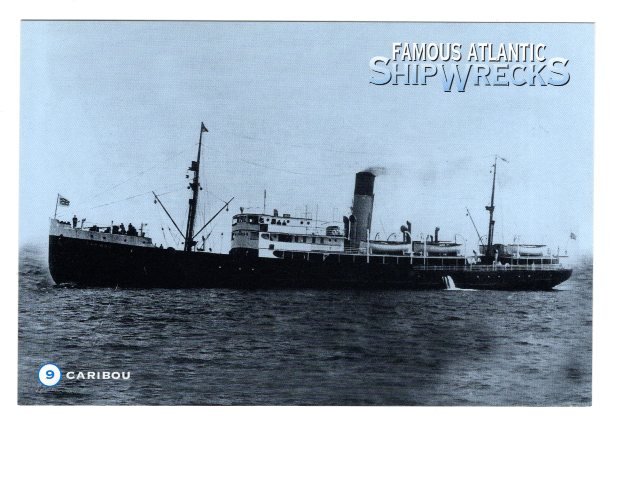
left=17, top=20, right=593, bottom=406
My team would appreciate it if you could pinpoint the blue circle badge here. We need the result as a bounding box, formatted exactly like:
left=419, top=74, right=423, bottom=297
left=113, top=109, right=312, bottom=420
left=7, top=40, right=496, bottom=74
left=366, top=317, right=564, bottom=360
left=38, top=364, right=61, bottom=387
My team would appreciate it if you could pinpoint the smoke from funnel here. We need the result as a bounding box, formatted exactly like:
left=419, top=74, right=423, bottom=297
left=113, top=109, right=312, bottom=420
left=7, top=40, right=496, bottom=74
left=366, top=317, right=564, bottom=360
left=363, top=166, right=387, bottom=176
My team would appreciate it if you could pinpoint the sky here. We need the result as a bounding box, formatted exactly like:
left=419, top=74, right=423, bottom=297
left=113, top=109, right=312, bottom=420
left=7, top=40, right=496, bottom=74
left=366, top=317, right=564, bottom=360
left=20, top=22, right=593, bottom=257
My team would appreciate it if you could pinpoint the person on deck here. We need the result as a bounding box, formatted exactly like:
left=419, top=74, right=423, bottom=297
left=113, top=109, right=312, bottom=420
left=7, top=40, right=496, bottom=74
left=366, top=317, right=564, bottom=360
left=119, top=223, right=126, bottom=235
left=72, top=215, right=77, bottom=228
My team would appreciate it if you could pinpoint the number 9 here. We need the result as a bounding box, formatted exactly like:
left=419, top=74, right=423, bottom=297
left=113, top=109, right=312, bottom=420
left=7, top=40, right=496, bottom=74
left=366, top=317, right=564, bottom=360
left=46, top=370, right=55, bottom=379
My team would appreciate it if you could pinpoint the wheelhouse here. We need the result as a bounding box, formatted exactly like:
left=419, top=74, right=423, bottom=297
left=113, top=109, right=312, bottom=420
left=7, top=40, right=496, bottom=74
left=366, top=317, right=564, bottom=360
left=230, top=211, right=345, bottom=258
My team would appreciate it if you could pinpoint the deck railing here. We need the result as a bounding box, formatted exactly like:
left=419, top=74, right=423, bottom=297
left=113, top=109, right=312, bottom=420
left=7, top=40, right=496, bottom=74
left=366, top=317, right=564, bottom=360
left=408, top=264, right=567, bottom=271
left=279, top=248, right=567, bottom=271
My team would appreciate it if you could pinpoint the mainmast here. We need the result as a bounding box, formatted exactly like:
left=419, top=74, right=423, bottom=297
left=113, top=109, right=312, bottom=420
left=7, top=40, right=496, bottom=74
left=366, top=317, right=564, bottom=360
left=485, top=155, right=507, bottom=257
left=184, top=122, right=208, bottom=252
left=485, top=156, right=497, bottom=256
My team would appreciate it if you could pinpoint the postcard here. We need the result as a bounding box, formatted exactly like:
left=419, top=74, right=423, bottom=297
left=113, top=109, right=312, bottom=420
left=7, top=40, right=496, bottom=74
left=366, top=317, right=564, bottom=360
left=18, top=21, right=593, bottom=405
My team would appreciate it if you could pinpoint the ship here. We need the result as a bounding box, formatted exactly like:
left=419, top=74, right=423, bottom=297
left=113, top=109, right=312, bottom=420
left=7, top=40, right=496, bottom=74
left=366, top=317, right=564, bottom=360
left=48, top=123, right=572, bottom=290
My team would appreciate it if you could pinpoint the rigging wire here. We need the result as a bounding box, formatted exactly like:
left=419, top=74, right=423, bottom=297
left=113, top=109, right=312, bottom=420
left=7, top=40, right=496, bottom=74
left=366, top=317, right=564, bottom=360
left=204, top=224, right=218, bottom=252
left=88, top=148, right=190, bottom=201
left=87, top=186, right=183, bottom=210
left=205, top=190, right=229, bottom=204
left=201, top=142, right=355, bottom=178
left=153, top=200, right=170, bottom=248
left=234, top=132, right=373, bottom=157
left=167, top=226, right=180, bottom=246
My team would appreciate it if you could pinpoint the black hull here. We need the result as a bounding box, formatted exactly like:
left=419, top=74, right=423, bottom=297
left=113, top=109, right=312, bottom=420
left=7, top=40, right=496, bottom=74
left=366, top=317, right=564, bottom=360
left=48, top=235, right=572, bottom=290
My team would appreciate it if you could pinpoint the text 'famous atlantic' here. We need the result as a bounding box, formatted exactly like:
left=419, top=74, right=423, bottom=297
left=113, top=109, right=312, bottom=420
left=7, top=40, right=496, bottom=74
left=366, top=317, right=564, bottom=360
left=369, top=42, right=570, bottom=92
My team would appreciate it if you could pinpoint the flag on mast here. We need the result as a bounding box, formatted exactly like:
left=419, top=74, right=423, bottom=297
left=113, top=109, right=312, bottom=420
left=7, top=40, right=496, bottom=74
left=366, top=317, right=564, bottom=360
left=201, top=122, right=208, bottom=133
left=54, top=194, right=70, bottom=219
left=570, top=232, right=577, bottom=240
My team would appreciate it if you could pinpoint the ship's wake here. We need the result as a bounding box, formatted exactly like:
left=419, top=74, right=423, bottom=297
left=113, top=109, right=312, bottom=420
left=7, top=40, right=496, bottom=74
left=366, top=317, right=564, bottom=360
left=443, top=276, right=475, bottom=291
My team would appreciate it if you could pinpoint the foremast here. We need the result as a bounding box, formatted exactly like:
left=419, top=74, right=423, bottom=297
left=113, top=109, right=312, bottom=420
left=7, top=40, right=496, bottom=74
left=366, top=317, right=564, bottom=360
left=184, top=122, right=208, bottom=252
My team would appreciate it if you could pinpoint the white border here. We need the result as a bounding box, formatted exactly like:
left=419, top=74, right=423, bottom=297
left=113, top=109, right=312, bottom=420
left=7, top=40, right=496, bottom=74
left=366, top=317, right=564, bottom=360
left=3, top=2, right=621, bottom=479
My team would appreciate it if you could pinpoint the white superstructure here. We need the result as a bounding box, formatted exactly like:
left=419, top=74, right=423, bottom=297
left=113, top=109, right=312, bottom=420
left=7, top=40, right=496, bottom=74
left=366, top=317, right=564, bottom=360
left=230, top=211, right=345, bottom=258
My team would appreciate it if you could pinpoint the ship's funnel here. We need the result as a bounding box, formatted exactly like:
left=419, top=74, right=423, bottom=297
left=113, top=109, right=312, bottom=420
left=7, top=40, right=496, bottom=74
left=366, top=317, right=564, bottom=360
left=352, top=171, right=375, bottom=245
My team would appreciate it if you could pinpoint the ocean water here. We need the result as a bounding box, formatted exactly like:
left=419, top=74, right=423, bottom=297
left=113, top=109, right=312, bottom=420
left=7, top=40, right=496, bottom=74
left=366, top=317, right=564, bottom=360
left=18, top=244, right=592, bottom=405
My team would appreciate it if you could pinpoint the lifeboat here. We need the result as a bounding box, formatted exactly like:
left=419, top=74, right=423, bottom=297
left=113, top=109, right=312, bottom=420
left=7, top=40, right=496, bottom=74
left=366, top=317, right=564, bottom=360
left=412, top=241, right=462, bottom=256
left=369, top=242, right=411, bottom=255
left=479, top=243, right=549, bottom=257
left=502, top=244, right=547, bottom=256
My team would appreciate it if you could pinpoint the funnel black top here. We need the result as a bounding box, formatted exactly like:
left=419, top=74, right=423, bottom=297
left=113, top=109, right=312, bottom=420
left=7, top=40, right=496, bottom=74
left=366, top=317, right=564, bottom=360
left=354, top=171, right=375, bottom=196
